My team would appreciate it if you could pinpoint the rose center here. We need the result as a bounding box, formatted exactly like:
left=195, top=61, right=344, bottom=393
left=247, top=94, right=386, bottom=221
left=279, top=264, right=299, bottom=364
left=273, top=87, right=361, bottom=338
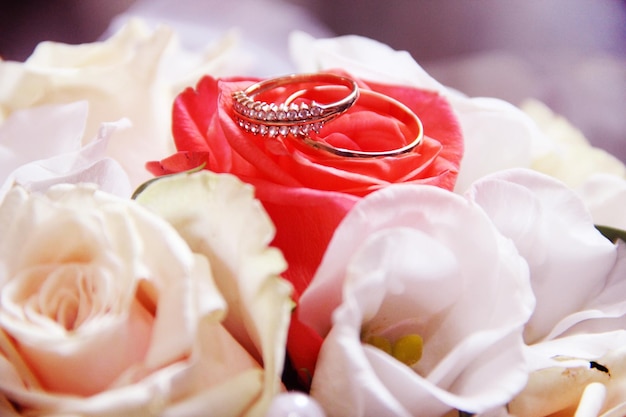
left=364, top=333, right=424, bottom=367
left=22, top=264, right=111, bottom=331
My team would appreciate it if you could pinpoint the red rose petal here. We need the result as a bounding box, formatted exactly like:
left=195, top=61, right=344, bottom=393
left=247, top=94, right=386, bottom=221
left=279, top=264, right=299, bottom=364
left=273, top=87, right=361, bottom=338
left=148, top=72, right=464, bottom=389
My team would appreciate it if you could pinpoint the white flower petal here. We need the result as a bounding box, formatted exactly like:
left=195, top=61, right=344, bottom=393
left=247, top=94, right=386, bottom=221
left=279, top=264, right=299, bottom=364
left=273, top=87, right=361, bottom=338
left=288, top=32, right=445, bottom=90
left=1, top=19, right=244, bottom=187
left=0, top=101, right=132, bottom=201
left=522, top=99, right=626, bottom=189
left=512, top=339, right=626, bottom=417
left=0, top=101, right=86, bottom=175
left=311, top=325, right=413, bottom=417
left=302, top=184, right=533, bottom=416
left=545, top=242, right=626, bottom=341
left=468, top=169, right=618, bottom=343
left=135, top=170, right=292, bottom=416
left=577, top=173, right=626, bottom=231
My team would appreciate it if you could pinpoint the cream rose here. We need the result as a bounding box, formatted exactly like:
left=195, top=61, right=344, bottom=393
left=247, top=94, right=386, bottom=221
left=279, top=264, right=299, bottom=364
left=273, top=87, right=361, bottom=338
left=0, top=18, right=242, bottom=187
left=134, top=170, right=293, bottom=416
left=501, top=344, right=626, bottom=417
left=520, top=99, right=626, bottom=232
left=520, top=99, right=626, bottom=189
left=0, top=171, right=292, bottom=416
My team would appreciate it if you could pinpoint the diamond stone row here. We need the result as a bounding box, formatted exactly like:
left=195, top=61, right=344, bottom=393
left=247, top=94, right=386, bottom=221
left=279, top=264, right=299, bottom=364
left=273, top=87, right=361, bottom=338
left=232, top=91, right=325, bottom=125
left=235, top=116, right=325, bottom=138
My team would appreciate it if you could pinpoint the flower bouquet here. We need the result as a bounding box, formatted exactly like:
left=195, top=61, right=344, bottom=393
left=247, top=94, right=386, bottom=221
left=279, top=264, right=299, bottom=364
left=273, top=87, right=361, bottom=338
left=1, top=15, right=625, bottom=417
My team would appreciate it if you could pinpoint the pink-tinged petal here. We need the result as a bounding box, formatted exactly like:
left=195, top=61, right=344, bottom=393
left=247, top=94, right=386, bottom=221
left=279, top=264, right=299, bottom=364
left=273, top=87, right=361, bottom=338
left=0, top=102, right=130, bottom=200
left=0, top=102, right=86, bottom=176
left=7, top=116, right=132, bottom=199
left=302, top=184, right=534, bottom=416
left=311, top=325, right=414, bottom=417
left=546, top=242, right=626, bottom=341
left=578, top=173, right=626, bottom=231
left=467, top=169, right=618, bottom=343
left=451, top=98, right=536, bottom=191
left=2, top=299, right=152, bottom=396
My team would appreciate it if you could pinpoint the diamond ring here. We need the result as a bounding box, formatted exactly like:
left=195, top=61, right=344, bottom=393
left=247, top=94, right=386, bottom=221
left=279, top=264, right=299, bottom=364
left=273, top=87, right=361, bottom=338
left=292, top=88, right=424, bottom=158
left=231, top=73, right=359, bottom=137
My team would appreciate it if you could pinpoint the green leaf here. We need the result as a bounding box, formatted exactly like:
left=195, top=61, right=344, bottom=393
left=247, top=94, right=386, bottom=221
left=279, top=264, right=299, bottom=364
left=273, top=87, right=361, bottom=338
left=595, top=224, right=626, bottom=244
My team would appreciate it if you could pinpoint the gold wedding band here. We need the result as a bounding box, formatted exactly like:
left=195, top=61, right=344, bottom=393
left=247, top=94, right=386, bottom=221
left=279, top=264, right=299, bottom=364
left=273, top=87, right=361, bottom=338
left=232, top=73, right=423, bottom=158
left=289, top=88, right=424, bottom=158
left=232, top=73, right=359, bottom=137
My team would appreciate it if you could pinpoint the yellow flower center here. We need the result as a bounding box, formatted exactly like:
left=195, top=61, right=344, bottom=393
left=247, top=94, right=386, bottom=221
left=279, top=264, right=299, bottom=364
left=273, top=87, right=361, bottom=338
left=365, top=335, right=392, bottom=355
left=365, top=333, right=423, bottom=366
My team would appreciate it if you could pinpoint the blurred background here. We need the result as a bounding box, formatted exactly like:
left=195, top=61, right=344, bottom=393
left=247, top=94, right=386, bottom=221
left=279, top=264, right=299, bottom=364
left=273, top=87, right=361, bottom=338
left=1, top=0, right=625, bottom=159
left=0, top=0, right=136, bottom=61
left=2, top=0, right=624, bottom=62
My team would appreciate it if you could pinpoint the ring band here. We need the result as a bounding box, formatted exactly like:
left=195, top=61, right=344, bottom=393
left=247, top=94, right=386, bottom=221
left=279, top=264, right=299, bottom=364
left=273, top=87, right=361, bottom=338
left=232, top=73, right=359, bottom=137
left=290, top=88, right=424, bottom=158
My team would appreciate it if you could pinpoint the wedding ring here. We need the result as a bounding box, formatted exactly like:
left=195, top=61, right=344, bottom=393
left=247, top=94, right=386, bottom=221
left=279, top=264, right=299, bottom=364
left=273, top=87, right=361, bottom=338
left=294, top=89, right=424, bottom=158
left=232, top=73, right=359, bottom=137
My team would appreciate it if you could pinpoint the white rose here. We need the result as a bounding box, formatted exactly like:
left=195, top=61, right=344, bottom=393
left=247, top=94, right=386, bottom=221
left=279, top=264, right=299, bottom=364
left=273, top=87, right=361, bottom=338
left=0, top=18, right=241, bottom=187
left=0, top=171, right=292, bottom=416
left=0, top=101, right=131, bottom=202
left=298, top=184, right=534, bottom=417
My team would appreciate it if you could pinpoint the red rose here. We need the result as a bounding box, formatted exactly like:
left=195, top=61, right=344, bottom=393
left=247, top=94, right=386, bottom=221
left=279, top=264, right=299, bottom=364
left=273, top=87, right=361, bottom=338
left=148, top=71, right=463, bottom=385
